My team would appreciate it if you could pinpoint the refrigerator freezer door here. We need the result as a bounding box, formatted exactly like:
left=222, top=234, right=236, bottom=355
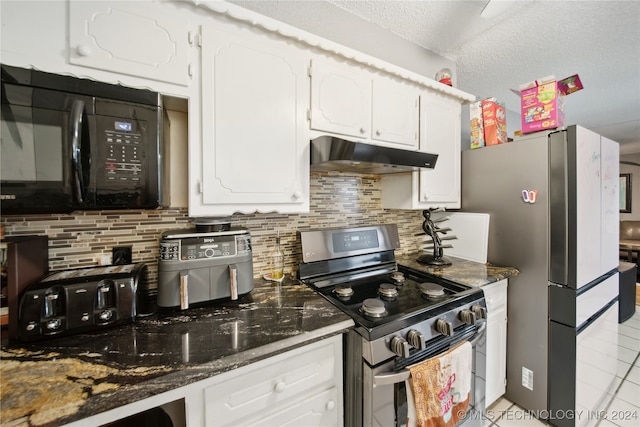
left=549, top=126, right=609, bottom=290
left=549, top=272, right=618, bottom=328
left=549, top=302, right=618, bottom=427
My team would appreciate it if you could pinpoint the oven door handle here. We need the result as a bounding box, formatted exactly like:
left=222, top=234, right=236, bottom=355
left=373, top=320, right=486, bottom=386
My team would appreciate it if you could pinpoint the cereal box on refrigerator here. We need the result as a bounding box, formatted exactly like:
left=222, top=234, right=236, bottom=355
left=469, top=101, right=485, bottom=149
left=519, top=74, right=582, bottom=134
left=482, top=97, right=507, bottom=146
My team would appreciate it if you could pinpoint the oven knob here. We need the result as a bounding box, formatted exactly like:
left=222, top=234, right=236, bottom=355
left=390, top=336, right=411, bottom=358
left=406, top=330, right=426, bottom=350
left=459, top=309, right=477, bottom=325
left=471, top=305, right=487, bottom=319
left=435, top=318, right=454, bottom=336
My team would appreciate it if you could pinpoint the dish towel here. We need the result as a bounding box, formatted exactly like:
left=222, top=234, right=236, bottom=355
left=405, top=341, right=472, bottom=427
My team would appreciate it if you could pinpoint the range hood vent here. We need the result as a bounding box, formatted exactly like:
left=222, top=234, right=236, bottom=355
left=310, top=136, right=438, bottom=174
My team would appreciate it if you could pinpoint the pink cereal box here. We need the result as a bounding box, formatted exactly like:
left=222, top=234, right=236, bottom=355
left=482, top=98, right=507, bottom=146
left=519, top=74, right=582, bottom=134
left=469, top=101, right=485, bottom=149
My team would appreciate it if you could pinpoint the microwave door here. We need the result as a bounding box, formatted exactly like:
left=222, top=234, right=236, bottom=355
left=0, top=84, right=93, bottom=213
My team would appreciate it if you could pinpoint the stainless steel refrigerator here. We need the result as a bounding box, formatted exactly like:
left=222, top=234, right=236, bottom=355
left=461, top=125, right=619, bottom=427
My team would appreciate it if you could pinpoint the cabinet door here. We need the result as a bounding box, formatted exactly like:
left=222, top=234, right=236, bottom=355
left=371, top=77, right=419, bottom=149
left=69, top=1, right=190, bottom=86
left=310, top=59, right=371, bottom=139
left=203, top=335, right=341, bottom=426
left=246, top=388, right=339, bottom=426
left=483, top=280, right=508, bottom=407
left=418, top=90, right=461, bottom=207
left=199, top=26, right=308, bottom=214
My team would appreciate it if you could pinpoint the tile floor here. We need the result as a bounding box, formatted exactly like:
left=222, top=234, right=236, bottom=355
left=485, top=308, right=640, bottom=427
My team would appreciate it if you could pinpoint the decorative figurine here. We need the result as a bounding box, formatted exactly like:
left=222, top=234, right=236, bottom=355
left=416, top=209, right=452, bottom=266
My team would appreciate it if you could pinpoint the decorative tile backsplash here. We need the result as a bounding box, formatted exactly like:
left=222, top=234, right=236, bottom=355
left=1, top=172, right=430, bottom=287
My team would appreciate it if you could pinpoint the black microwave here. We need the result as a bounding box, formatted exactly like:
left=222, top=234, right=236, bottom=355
left=0, top=64, right=162, bottom=214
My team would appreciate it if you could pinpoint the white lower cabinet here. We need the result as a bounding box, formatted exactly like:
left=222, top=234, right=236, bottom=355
left=61, top=335, right=343, bottom=427
left=482, top=279, right=508, bottom=407
left=194, top=335, right=343, bottom=426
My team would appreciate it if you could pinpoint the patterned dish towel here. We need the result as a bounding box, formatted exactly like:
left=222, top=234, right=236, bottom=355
left=405, top=341, right=472, bottom=427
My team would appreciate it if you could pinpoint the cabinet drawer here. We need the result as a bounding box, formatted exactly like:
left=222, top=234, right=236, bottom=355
left=203, top=340, right=338, bottom=426
left=244, top=387, right=339, bottom=427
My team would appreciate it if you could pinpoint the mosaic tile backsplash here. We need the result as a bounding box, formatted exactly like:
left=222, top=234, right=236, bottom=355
left=1, top=173, right=431, bottom=288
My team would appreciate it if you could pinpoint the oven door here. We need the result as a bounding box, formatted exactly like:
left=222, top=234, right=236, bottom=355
left=360, top=321, right=486, bottom=427
left=1, top=81, right=94, bottom=214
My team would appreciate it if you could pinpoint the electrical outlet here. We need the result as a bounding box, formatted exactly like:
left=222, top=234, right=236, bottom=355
left=112, top=246, right=132, bottom=265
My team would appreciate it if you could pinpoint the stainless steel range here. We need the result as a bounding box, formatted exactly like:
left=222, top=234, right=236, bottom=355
left=298, top=224, right=487, bottom=427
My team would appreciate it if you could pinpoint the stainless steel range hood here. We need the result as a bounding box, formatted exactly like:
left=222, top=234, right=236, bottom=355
left=310, top=136, right=438, bottom=174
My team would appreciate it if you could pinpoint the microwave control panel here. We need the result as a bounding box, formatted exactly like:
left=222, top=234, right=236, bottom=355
left=101, top=121, right=146, bottom=188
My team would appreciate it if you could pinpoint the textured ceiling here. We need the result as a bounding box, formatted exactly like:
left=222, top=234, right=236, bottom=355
left=229, top=0, right=640, bottom=153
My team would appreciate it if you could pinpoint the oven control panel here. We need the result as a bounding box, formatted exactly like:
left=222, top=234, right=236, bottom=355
left=362, top=295, right=487, bottom=366
left=300, top=224, right=400, bottom=263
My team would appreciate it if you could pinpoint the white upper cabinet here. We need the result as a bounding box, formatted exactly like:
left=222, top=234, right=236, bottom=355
left=417, top=89, right=462, bottom=205
left=69, top=1, right=191, bottom=86
left=381, top=89, right=462, bottom=209
left=310, top=59, right=419, bottom=150
left=193, top=25, right=309, bottom=216
left=371, top=77, right=420, bottom=149
left=309, top=59, right=371, bottom=139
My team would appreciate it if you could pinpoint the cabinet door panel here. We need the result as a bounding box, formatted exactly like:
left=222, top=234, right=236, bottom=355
left=200, top=26, right=308, bottom=210
left=372, top=78, right=419, bottom=149
left=203, top=337, right=338, bottom=426
left=248, top=388, right=339, bottom=426
left=69, top=1, right=189, bottom=85
left=310, top=59, right=371, bottom=139
left=483, top=280, right=508, bottom=407
left=419, top=91, right=461, bottom=205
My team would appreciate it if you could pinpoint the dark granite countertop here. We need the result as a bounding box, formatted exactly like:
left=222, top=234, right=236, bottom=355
left=0, top=278, right=353, bottom=427
left=397, top=254, right=519, bottom=287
